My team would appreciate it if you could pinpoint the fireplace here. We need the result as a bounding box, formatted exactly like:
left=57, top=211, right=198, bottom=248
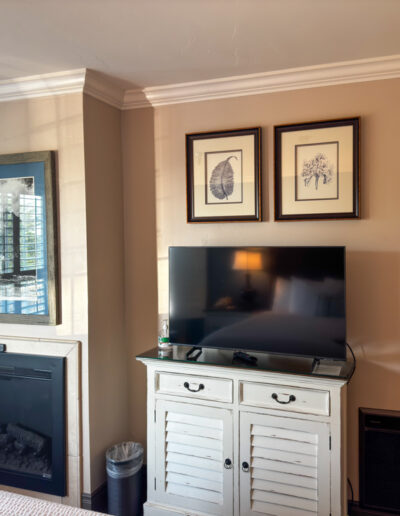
left=0, top=352, right=66, bottom=496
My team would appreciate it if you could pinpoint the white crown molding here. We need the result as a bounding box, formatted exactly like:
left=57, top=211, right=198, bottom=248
left=0, top=68, right=126, bottom=108
left=83, top=69, right=125, bottom=109
left=0, top=69, right=86, bottom=103
left=123, top=88, right=152, bottom=110
left=1, top=54, right=400, bottom=109
left=123, top=54, right=400, bottom=108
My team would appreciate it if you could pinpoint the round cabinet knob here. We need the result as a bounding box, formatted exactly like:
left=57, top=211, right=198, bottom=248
left=224, top=458, right=232, bottom=469
left=242, top=461, right=250, bottom=472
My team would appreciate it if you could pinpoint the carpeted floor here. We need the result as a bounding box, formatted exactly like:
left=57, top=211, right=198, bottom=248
left=0, top=490, right=109, bottom=516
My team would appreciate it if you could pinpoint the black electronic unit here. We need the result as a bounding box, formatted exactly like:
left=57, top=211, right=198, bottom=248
left=359, top=407, right=400, bottom=513
left=0, top=352, right=66, bottom=496
left=169, top=246, right=346, bottom=360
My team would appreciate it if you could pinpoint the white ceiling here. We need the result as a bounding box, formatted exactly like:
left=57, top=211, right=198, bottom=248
left=1, top=0, right=400, bottom=88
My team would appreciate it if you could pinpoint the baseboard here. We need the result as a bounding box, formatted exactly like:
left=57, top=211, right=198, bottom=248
left=82, top=482, right=108, bottom=514
left=349, top=501, right=397, bottom=515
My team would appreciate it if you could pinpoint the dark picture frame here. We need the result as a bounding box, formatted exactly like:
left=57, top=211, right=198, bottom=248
left=275, top=118, right=360, bottom=221
left=186, top=127, right=261, bottom=222
left=0, top=151, right=59, bottom=325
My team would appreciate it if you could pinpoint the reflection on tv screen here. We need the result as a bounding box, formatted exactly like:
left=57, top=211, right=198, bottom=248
left=169, top=246, right=346, bottom=360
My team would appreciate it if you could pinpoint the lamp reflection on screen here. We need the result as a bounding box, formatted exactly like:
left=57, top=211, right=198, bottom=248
left=233, top=250, right=263, bottom=308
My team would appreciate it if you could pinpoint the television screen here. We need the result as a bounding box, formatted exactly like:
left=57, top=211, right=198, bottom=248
left=169, top=246, right=346, bottom=360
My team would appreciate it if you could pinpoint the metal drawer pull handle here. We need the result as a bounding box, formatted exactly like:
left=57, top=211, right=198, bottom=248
left=184, top=381, right=204, bottom=392
left=242, top=461, right=249, bottom=472
left=271, top=392, right=296, bottom=404
left=224, top=458, right=232, bottom=469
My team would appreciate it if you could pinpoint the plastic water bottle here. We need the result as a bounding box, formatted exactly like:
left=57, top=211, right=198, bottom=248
left=158, top=319, right=171, bottom=350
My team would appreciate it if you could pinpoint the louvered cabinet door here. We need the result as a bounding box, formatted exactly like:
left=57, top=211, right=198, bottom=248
left=239, top=412, right=330, bottom=516
left=155, top=400, right=233, bottom=515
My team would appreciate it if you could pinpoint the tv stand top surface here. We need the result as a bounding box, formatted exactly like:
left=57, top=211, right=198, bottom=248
left=137, top=345, right=353, bottom=381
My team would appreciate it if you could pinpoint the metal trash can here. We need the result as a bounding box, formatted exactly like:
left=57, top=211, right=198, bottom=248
left=106, top=442, right=144, bottom=516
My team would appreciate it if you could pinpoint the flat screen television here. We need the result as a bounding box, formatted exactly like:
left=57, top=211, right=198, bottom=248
left=169, top=246, right=346, bottom=360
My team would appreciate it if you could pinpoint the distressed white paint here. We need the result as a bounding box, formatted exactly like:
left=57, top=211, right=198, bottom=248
left=240, top=412, right=330, bottom=516
left=240, top=381, right=330, bottom=416
left=155, top=400, right=233, bottom=515
left=138, top=357, right=348, bottom=516
left=157, top=372, right=233, bottom=403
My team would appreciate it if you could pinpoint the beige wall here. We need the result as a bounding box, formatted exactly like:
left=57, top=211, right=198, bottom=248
left=2, top=76, right=398, bottom=501
left=0, top=93, right=92, bottom=491
left=124, top=78, right=400, bottom=500
left=83, top=95, right=129, bottom=490
left=0, top=93, right=131, bottom=495
left=122, top=108, right=158, bottom=453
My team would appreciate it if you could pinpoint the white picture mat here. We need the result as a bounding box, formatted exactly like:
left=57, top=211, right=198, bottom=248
left=281, top=125, right=354, bottom=215
left=192, top=134, right=256, bottom=218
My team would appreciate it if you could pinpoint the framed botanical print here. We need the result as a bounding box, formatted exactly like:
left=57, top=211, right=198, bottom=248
left=0, top=151, right=59, bottom=324
left=186, top=127, right=261, bottom=222
left=274, top=118, right=360, bottom=220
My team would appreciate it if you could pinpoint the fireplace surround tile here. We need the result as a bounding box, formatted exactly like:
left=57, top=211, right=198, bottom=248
left=62, top=456, right=81, bottom=507
left=67, top=399, right=80, bottom=459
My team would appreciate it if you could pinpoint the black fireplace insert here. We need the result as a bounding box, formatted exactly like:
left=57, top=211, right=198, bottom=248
left=0, top=352, right=66, bottom=496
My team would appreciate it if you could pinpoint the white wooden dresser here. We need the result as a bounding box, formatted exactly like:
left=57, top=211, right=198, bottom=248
left=137, top=347, right=350, bottom=516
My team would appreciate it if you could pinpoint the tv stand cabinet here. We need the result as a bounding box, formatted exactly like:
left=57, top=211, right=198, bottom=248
left=137, top=349, right=349, bottom=516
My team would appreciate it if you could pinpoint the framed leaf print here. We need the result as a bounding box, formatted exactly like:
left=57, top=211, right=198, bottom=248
left=275, top=118, right=360, bottom=220
left=0, top=151, right=59, bottom=324
left=186, top=127, right=261, bottom=222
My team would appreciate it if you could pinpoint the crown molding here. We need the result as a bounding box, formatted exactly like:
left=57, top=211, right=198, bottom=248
left=0, top=69, right=86, bottom=103
left=83, top=69, right=125, bottom=109
left=0, top=68, right=126, bottom=108
left=1, top=54, right=400, bottom=109
left=123, top=54, right=400, bottom=108
left=123, top=88, right=152, bottom=110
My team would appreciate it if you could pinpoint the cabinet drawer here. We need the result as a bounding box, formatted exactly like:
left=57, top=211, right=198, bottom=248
left=156, top=372, right=233, bottom=403
left=240, top=381, right=330, bottom=416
